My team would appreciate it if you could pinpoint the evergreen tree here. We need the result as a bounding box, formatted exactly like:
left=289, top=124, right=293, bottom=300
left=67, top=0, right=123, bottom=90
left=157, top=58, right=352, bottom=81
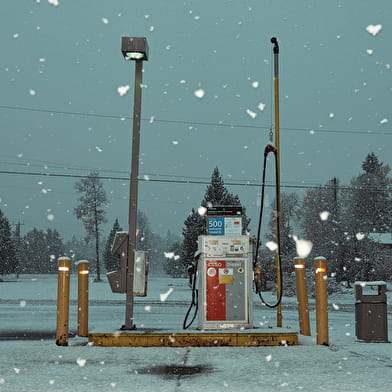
left=20, top=228, right=64, bottom=273
left=346, top=153, right=391, bottom=234
left=181, top=167, right=249, bottom=273
left=266, top=192, right=299, bottom=272
left=74, top=171, right=108, bottom=281
left=0, top=209, right=17, bottom=276
left=299, top=178, right=345, bottom=278
left=202, top=167, right=250, bottom=232
left=341, top=153, right=392, bottom=282
left=164, top=241, right=184, bottom=277
left=103, top=219, right=122, bottom=273
left=181, top=208, right=205, bottom=272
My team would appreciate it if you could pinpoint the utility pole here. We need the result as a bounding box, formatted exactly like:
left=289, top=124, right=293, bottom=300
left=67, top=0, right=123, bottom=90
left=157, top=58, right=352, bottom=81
left=12, top=221, right=24, bottom=278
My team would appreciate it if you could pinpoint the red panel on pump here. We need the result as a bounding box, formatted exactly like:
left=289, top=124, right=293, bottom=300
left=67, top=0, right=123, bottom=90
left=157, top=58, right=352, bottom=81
left=206, top=260, right=226, bottom=321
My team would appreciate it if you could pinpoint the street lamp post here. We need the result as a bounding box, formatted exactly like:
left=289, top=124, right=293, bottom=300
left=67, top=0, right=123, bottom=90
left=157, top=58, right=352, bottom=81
left=121, top=37, right=149, bottom=330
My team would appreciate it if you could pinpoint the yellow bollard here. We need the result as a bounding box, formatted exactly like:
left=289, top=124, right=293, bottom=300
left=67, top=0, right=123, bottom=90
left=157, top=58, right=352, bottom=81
left=314, top=257, right=329, bottom=345
left=56, top=257, right=71, bottom=346
left=294, top=257, right=311, bottom=336
left=77, top=260, right=89, bottom=337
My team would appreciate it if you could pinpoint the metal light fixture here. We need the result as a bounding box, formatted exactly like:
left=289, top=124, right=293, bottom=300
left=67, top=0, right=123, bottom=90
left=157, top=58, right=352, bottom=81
left=121, top=37, right=149, bottom=61
left=120, top=36, right=149, bottom=330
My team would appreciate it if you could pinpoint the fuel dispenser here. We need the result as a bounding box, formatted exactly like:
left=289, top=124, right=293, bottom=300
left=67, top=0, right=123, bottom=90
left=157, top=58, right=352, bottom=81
left=197, top=235, right=253, bottom=330
left=183, top=206, right=254, bottom=330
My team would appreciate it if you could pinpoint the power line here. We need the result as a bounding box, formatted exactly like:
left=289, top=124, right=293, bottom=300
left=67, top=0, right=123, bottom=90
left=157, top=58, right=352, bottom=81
left=0, top=104, right=391, bottom=136
left=0, top=169, right=389, bottom=193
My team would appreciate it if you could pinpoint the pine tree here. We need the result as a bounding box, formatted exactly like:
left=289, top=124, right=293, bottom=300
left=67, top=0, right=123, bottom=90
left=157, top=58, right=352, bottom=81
left=74, top=171, right=108, bottom=281
left=347, top=153, right=391, bottom=233
left=181, top=208, right=206, bottom=272
left=181, top=167, right=250, bottom=273
left=341, top=153, right=392, bottom=282
left=0, top=209, right=17, bottom=276
left=299, top=178, right=345, bottom=278
left=103, top=219, right=122, bottom=273
left=266, top=192, right=299, bottom=271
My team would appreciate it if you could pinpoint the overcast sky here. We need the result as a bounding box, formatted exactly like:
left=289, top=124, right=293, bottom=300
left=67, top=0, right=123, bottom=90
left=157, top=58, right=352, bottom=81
left=0, top=0, right=391, bottom=242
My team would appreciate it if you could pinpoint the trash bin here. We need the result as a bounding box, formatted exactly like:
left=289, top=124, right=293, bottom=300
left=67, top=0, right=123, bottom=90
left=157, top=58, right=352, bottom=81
left=355, top=281, right=389, bottom=343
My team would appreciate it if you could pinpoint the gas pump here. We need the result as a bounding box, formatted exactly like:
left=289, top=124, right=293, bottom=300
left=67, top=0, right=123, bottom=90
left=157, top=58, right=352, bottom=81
left=197, top=235, right=253, bottom=330
left=183, top=206, right=254, bottom=330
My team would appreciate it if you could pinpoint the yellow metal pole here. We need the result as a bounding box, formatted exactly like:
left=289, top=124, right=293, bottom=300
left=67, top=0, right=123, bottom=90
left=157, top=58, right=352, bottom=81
left=77, top=260, right=89, bottom=337
left=271, top=37, right=282, bottom=328
left=56, top=257, right=71, bottom=346
left=314, top=257, right=329, bottom=345
left=294, top=257, right=311, bottom=336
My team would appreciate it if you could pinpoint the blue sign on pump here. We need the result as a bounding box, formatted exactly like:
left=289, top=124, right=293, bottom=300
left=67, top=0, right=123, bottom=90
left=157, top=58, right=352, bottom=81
left=207, top=217, right=224, bottom=235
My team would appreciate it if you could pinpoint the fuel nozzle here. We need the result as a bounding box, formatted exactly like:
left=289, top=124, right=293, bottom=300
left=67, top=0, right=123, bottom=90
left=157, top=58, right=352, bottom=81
left=254, top=266, right=262, bottom=293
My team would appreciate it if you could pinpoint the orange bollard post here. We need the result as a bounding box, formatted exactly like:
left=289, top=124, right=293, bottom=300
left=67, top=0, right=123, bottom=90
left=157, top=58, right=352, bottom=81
left=56, top=257, right=71, bottom=346
left=294, top=257, right=311, bottom=336
left=77, top=260, right=89, bottom=337
left=314, top=257, right=329, bottom=345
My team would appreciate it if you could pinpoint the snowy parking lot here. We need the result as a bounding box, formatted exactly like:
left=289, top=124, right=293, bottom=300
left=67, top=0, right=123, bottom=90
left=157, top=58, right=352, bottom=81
left=0, top=274, right=391, bottom=392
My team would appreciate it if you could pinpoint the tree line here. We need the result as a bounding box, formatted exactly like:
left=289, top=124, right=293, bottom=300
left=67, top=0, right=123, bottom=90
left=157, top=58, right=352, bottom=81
left=1, top=152, right=391, bottom=284
left=167, top=153, right=391, bottom=284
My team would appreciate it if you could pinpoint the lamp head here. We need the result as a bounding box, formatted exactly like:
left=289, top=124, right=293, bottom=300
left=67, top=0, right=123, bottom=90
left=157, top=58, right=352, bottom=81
left=121, top=37, right=149, bottom=61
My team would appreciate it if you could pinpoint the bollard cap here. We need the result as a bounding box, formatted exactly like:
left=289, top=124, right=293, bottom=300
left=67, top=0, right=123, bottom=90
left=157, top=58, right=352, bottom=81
left=58, top=257, right=71, bottom=270
left=77, top=260, right=89, bottom=274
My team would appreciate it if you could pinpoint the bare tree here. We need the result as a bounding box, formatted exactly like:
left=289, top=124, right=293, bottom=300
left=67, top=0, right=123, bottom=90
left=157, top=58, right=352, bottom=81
left=74, top=171, right=108, bottom=281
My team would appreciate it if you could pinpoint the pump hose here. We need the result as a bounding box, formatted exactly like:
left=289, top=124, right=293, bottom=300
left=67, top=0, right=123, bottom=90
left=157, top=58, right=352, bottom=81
left=254, top=144, right=283, bottom=308
left=183, top=257, right=199, bottom=329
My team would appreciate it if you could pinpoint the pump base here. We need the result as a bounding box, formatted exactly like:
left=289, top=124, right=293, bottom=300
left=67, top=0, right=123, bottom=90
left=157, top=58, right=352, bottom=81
left=89, top=329, right=298, bottom=347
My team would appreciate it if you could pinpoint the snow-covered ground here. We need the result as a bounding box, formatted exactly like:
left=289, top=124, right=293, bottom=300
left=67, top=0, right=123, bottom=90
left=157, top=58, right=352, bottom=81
left=1, top=274, right=391, bottom=392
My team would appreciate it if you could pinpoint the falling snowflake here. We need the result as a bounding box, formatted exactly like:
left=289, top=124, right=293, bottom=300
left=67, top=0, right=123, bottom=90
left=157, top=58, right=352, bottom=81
left=258, top=103, right=266, bottom=111
left=319, top=211, right=330, bottom=221
left=101, top=17, right=109, bottom=24
left=365, top=24, right=382, bottom=36
left=117, top=85, right=130, bottom=96
left=47, top=214, right=55, bottom=221
left=292, top=236, right=313, bottom=258
left=356, top=233, right=365, bottom=240
left=48, top=0, right=60, bottom=6
left=160, top=288, right=174, bottom=302
left=366, top=49, right=374, bottom=55
left=252, top=81, right=259, bottom=88
left=95, top=146, right=103, bottom=152
left=246, top=109, right=257, bottom=119
left=29, top=89, right=36, bottom=96
left=380, top=118, right=388, bottom=124
left=198, top=206, right=207, bottom=216
left=194, top=89, right=205, bottom=98
left=266, top=241, right=278, bottom=251
left=76, top=358, right=86, bottom=367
